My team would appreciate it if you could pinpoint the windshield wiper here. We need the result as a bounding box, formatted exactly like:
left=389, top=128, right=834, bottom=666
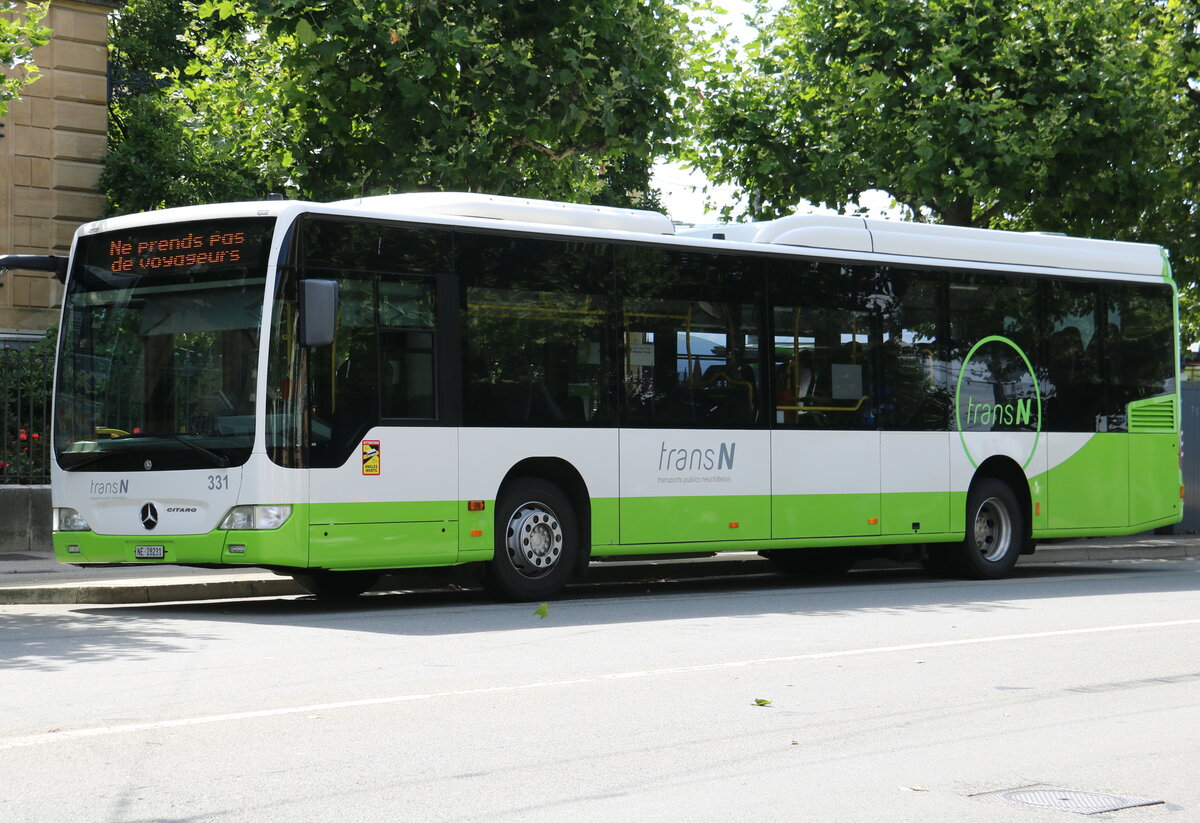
left=163, top=434, right=231, bottom=468
left=60, top=449, right=120, bottom=472
left=62, top=433, right=232, bottom=470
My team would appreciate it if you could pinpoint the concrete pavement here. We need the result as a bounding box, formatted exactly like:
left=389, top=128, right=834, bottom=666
left=2, top=533, right=1199, bottom=605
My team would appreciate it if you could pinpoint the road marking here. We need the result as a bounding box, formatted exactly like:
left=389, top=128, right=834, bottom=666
left=3, top=617, right=1199, bottom=751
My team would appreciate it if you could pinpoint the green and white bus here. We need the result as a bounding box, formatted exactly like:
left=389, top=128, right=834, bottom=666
left=27, top=193, right=1183, bottom=599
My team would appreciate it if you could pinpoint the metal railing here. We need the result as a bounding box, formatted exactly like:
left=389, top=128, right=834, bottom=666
left=0, top=347, right=53, bottom=485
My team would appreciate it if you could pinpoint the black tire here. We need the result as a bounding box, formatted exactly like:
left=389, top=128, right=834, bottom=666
left=761, top=549, right=856, bottom=576
left=292, top=570, right=381, bottom=598
left=485, top=479, right=579, bottom=602
left=948, top=477, right=1024, bottom=579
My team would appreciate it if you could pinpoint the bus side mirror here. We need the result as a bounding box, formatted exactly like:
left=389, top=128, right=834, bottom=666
left=300, top=279, right=338, bottom=347
left=0, top=254, right=68, bottom=284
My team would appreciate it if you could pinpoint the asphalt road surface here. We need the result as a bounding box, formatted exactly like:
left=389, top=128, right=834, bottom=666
left=3, top=559, right=1199, bottom=822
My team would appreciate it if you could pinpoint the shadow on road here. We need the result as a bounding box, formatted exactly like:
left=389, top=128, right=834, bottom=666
left=2, top=559, right=1197, bottom=673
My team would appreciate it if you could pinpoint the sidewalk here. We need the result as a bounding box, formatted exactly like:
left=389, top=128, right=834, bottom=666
left=2, top=534, right=1199, bottom=606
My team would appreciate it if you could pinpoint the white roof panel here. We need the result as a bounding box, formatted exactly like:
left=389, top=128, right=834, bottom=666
left=333, top=192, right=676, bottom=236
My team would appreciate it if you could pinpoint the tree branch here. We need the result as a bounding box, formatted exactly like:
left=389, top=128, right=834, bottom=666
left=511, top=135, right=607, bottom=162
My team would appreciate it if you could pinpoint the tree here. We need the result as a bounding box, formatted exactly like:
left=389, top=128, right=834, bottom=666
left=688, top=0, right=1178, bottom=230
left=0, top=0, right=50, bottom=117
left=1152, top=1, right=1200, bottom=346
left=101, top=0, right=689, bottom=211
left=101, top=0, right=264, bottom=213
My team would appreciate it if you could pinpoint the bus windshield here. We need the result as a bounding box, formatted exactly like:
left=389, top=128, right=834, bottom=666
left=54, top=217, right=276, bottom=472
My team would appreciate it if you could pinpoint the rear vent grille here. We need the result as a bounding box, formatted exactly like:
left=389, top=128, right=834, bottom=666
left=1128, top=395, right=1177, bottom=432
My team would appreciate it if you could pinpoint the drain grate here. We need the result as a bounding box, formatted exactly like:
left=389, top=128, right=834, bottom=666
left=974, top=785, right=1163, bottom=815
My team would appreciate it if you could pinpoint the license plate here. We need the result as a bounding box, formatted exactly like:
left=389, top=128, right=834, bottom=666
left=135, top=545, right=165, bottom=559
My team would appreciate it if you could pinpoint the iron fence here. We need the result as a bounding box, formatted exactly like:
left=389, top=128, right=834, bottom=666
left=0, top=347, right=53, bottom=485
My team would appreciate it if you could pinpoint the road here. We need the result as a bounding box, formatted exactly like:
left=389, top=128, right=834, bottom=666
left=2, top=560, right=1199, bottom=822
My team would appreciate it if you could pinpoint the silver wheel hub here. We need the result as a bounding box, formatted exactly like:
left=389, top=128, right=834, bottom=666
left=973, top=497, right=1012, bottom=562
left=506, top=502, right=563, bottom=578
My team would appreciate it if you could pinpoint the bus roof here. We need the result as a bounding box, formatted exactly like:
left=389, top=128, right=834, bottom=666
left=337, top=193, right=1168, bottom=279
left=77, top=192, right=1169, bottom=281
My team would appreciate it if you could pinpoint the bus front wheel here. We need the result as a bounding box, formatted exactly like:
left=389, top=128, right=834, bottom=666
left=486, top=479, right=578, bottom=602
left=949, top=478, right=1024, bottom=579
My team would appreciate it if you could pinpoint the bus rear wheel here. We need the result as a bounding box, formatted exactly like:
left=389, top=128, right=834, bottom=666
left=485, top=479, right=578, bottom=602
left=948, top=477, right=1024, bottom=579
left=292, top=570, right=381, bottom=598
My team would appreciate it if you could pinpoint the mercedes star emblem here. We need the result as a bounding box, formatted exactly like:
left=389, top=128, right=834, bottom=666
left=140, top=503, right=159, bottom=530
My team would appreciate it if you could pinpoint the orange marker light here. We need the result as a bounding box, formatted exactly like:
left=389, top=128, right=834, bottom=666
left=470, top=529, right=483, bottom=537
left=1035, top=502, right=1041, bottom=516
left=467, top=501, right=486, bottom=512
left=729, top=522, right=739, bottom=529
left=867, top=517, right=879, bottom=525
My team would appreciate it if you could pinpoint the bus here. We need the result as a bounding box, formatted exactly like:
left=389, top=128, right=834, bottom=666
left=9, top=192, right=1183, bottom=600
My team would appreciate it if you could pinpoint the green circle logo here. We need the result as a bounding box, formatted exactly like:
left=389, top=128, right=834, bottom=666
left=954, top=335, right=1041, bottom=470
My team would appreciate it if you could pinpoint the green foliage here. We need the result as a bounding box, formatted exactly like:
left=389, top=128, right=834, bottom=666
left=102, top=0, right=265, bottom=213
left=100, top=92, right=263, bottom=214
left=689, top=0, right=1177, bottom=229
left=100, top=0, right=688, bottom=212
left=0, top=0, right=50, bottom=116
left=591, top=155, right=665, bottom=212
left=246, top=0, right=687, bottom=201
left=109, top=0, right=192, bottom=81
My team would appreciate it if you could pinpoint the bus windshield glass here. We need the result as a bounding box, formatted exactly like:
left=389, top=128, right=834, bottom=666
left=54, top=217, right=276, bottom=472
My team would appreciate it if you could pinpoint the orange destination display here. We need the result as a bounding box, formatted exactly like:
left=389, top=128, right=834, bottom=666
left=82, top=218, right=275, bottom=277
left=106, top=230, right=248, bottom=272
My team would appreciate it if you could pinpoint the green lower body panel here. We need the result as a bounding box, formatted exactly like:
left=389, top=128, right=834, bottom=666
left=1045, top=434, right=1130, bottom=529
left=880, top=491, right=951, bottom=536
left=53, top=531, right=228, bottom=566
left=591, top=532, right=962, bottom=557
left=308, top=500, right=460, bottom=569
left=620, top=494, right=770, bottom=543
left=309, top=521, right=458, bottom=569
left=773, top=493, right=880, bottom=539
left=1034, top=432, right=1181, bottom=532
left=1129, top=433, right=1182, bottom=527
left=52, top=514, right=309, bottom=568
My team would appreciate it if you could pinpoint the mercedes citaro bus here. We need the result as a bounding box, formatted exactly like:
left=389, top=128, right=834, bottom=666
left=1, top=193, right=1179, bottom=600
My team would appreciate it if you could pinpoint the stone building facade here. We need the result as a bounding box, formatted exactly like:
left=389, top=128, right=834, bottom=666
left=0, top=0, right=117, bottom=348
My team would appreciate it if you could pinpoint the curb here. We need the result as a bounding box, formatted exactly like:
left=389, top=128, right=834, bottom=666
left=0, top=577, right=302, bottom=606
left=2, top=544, right=1198, bottom=606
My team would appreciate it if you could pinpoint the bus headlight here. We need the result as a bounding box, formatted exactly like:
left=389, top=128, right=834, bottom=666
left=53, top=508, right=92, bottom=532
left=219, top=505, right=292, bottom=530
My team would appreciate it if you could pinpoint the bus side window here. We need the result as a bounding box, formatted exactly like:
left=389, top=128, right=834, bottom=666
left=768, top=260, right=876, bottom=431
left=380, top=331, right=435, bottom=419
left=618, top=246, right=763, bottom=429
left=1107, top=283, right=1175, bottom=408
left=770, top=305, right=873, bottom=429
left=459, top=233, right=614, bottom=427
left=1041, top=280, right=1102, bottom=431
left=379, top=276, right=437, bottom=420
left=874, top=269, right=946, bottom=431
